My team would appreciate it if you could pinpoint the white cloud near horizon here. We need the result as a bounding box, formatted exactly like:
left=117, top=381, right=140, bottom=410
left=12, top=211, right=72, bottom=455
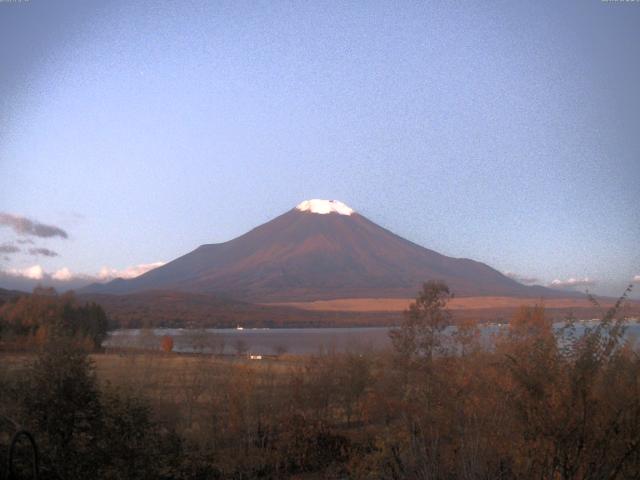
left=633, top=275, right=640, bottom=283
left=97, top=261, right=166, bottom=281
left=1, top=261, right=165, bottom=284
left=550, top=277, right=595, bottom=288
left=52, top=267, right=73, bottom=281
left=6, top=265, right=45, bottom=280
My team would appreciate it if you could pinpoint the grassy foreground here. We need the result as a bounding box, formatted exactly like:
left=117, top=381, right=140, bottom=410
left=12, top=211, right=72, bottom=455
left=1, top=283, right=639, bottom=479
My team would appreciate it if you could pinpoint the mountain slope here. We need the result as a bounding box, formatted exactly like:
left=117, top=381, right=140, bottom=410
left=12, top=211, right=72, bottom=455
left=84, top=200, right=566, bottom=301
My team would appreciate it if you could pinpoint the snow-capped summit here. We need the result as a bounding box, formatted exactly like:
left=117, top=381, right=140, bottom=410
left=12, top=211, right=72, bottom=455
left=296, top=199, right=354, bottom=216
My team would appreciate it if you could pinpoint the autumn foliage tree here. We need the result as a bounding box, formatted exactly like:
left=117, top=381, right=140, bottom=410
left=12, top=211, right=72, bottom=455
left=389, top=280, right=453, bottom=361
left=11, top=337, right=179, bottom=479
left=22, top=337, right=103, bottom=479
left=161, top=335, right=174, bottom=353
left=0, top=288, right=108, bottom=349
left=497, top=287, right=640, bottom=479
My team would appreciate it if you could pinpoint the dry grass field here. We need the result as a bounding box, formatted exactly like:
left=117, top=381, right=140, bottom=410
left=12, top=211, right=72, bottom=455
left=268, top=296, right=640, bottom=313
left=0, top=351, right=302, bottom=443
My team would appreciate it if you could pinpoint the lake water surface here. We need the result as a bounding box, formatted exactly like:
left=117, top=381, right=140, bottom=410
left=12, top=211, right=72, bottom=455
left=104, top=321, right=640, bottom=356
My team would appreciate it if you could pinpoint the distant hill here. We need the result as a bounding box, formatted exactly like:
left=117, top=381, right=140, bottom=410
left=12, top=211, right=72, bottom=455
left=77, top=290, right=640, bottom=329
left=78, top=290, right=401, bottom=328
left=83, top=199, right=571, bottom=302
left=0, top=287, right=27, bottom=304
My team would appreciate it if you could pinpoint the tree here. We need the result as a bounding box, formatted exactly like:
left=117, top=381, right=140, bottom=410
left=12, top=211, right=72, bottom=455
left=0, top=289, right=108, bottom=349
left=100, top=385, right=177, bottom=480
left=337, top=352, right=372, bottom=425
left=177, top=358, right=212, bottom=429
left=497, top=287, right=640, bottom=479
left=161, top=335, right=174, bottom=353
left=22, top=338, right=103, bottom=480
left=389, top=280, right=453, bottom=361
left=454, top=317, right=481, bottom=356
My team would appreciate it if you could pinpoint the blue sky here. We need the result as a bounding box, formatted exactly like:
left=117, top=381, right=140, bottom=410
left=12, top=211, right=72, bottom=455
left=1, top=0, right=639, bottom=298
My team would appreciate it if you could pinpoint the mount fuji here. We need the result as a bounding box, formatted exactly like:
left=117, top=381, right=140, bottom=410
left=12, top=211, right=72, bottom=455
left=83, top=199, right=563, bottom=302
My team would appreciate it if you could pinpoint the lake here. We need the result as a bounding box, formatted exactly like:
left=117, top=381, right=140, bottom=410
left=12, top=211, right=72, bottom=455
left=103, top=320, right=640, bottom=356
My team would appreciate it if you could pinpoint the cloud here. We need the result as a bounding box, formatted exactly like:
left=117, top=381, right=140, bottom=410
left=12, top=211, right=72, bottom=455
left=3, top=265, right=81, bottom=283
left=550, top=277, right=595, bottom=288
left=28, top=247, right=59, bottom=257
left=0, top=244, right=20, bottom=254
left=16, top=238, right=35, bottom=245
left=6, top=265, right=44, bottom=280
left=0, top=213, right=68, bottom=239
left=633, top=275, right=640, bottom=284
left=0, top=261, right=165, bottom=289
left=97, top=261, right=165, bottom=280
left=504, top=271, right=539, bottom=285
left=52, top=267, right=73, bottom=281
